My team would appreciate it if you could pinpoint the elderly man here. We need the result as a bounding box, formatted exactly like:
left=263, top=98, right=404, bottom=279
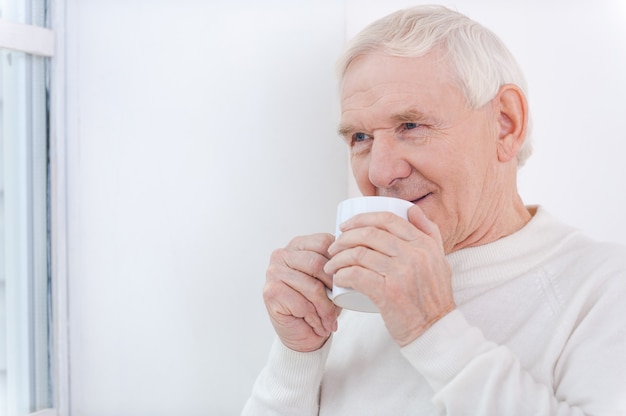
left=243, top=5, right=626, bottom=415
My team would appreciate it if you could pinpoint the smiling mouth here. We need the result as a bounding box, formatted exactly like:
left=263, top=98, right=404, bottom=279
left=411, top=193, right=432, bottom=204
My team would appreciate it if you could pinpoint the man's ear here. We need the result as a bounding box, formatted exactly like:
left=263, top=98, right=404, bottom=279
left=494, top=84, right=528, bottom=163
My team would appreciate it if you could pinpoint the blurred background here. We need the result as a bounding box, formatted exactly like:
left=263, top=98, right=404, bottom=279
left=6, top=0, right=624, bottom=414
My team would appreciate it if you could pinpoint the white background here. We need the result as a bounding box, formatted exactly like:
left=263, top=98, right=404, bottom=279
left=60, top=1, right=625, bottom=415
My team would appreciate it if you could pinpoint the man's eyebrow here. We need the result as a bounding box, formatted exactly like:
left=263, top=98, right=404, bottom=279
left=337, top=108, right=433, bottom=138
left=337, top=124, right=355, bottom=138
left=390, top=108, right=430, bottom=123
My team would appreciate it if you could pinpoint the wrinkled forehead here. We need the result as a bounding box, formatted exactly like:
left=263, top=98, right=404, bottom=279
left=341, top=53, right=475, bottom=121
left=340, top=51, right=458, bottom=102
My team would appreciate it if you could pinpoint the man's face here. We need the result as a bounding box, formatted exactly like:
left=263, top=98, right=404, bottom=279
left=339, top=51, right=503, bottom=253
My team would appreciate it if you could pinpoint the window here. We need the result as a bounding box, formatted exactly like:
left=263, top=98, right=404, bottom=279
left=0, top=0, right=57, bottom=415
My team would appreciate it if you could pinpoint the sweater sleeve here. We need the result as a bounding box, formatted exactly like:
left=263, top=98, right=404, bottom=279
left=401, top=310, right=626, bottom=415
left=242, top=337, right=332, bottom=416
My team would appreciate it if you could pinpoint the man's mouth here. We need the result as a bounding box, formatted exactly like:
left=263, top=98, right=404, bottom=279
left=411, top=193, right=432, bottom=204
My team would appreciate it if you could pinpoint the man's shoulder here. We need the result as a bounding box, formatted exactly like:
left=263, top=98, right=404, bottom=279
left=546, top=232, right=626, bottom=296
left=533, top=206, right=626, bottom=272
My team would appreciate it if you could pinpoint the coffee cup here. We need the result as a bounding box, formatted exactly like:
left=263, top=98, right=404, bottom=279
left=328, top=196, right=414, bottom=313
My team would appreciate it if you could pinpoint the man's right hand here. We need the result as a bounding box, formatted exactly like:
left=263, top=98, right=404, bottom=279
left=263, top=233, right=342, bottom=352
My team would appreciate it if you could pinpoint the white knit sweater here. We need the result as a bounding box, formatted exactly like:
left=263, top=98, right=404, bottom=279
left=243, top=207, right=626, bottom=415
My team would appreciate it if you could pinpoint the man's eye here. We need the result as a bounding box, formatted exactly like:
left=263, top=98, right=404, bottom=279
left=353, top=132, right=369, bottom=142
left=404, top=122, right=419, bottom=130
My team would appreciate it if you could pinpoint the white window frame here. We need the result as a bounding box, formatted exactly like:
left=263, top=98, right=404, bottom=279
left=1, top=7, right=68, bottom=416
left=0, top=20, right=54, bottom=57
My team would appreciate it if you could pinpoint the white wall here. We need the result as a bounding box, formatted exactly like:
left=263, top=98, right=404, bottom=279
left=346, top=0, right=626, bottom=245
left=61, top=1, right=626, bottom=415
left=63, top=1, right=346, bottom=414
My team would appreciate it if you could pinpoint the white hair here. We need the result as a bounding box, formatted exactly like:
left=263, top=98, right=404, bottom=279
left=337, top=5, right=533, bottom=166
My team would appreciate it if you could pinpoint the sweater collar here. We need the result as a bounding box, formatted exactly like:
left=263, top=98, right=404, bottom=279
left=445, top=206, right=578, bottom=289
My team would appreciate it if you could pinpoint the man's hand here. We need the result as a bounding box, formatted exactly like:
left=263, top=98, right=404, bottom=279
left=324, top=205, right=455, bottom=347
left=263, top=233, right=342, bottom=352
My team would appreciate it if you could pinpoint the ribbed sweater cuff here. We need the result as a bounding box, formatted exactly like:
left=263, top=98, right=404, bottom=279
left=261, top=337, right=332, bottom=409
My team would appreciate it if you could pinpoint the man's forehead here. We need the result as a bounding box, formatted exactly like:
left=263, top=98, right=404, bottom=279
left=341, top=54, right=452, bottom=99
left=342, top=49, right=449, bottom=82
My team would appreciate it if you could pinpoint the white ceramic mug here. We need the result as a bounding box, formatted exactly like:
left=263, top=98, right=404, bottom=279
left=328, top=196, right=414, bottom=313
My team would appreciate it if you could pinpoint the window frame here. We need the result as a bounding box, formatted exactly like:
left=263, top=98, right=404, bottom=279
left=1, top=7, right=68, bottom=416
left=0, top=20, right=54, bottom=57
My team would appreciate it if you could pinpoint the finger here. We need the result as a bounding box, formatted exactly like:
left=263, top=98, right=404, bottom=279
left=280, top=247, right=334, bottom=289
left=332, top=265, right=385, bottom=305
left=287, top=233, right=335, bottom=258
left=282, top=273, right=338, bottom=335
left=267, top=256, right=337, bottom=333
left=338, top=211, right=420, bottom=242
left=264, top=270, right=334, bottom=337
left=325, top=244, right=392, bottom=277
left=328, top=225, right=405, bottom=258
left=263, top=283, right=330, bottom=343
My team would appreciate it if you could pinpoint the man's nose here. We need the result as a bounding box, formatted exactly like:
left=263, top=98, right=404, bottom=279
left=368, top=133, right=411, bottom=189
